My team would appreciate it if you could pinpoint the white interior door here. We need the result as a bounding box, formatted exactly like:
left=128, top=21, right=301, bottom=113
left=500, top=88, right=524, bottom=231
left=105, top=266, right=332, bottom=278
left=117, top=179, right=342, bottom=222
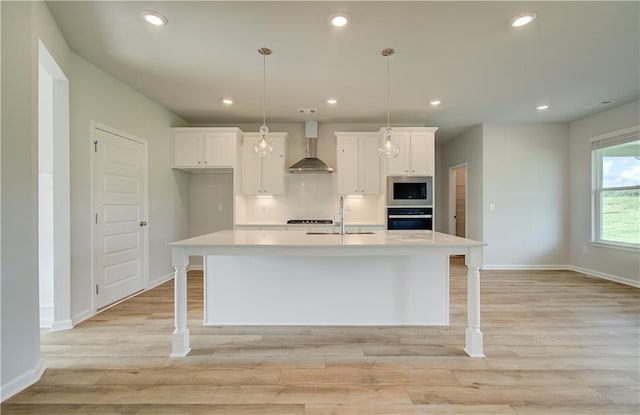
left=93, top=125, right=148, bottom=309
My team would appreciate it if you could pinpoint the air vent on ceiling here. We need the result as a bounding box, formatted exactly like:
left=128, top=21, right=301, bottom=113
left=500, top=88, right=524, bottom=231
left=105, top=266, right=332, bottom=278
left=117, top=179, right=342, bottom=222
left=585, top=100, right=615, bottom=110
left=298, top=108, right=318, bottom=115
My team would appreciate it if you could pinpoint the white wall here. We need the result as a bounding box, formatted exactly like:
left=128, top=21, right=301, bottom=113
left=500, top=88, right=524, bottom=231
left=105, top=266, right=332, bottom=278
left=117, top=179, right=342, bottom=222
left=438, top=125, right=484, bottom=241
left=1, top=1, right=47, bottom=400
left=1, top=1, right=189, bottom=399
left=569, top=100, right=640, bottom=286
left=188, top=173, right=234, bottom=267
left=69, top=53, right=189, bottom=318
left=189, top=173, right=234, bottom=237
left=482, top=124, right=570, bottom=267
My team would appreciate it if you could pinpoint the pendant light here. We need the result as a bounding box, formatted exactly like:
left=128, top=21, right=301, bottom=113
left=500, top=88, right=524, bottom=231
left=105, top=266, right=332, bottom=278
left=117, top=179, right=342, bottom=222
left=253, top=47, right=274, bottom=157
left=378, top=48, right=400, bottom=159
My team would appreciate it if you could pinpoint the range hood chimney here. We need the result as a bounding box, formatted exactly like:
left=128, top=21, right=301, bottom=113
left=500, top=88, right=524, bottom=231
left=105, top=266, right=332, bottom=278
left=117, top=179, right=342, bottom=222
left=288, top=120, right=334, bottom=173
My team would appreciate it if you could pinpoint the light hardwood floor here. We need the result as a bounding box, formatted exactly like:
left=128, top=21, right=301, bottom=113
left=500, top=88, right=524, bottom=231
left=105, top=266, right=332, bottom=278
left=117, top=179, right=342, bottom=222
left=3, top=258, right=639, bottom=414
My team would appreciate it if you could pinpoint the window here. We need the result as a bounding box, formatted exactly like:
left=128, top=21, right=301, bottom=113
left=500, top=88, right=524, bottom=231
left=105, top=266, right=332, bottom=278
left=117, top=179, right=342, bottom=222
left=591, top=126, right=640, bottom=247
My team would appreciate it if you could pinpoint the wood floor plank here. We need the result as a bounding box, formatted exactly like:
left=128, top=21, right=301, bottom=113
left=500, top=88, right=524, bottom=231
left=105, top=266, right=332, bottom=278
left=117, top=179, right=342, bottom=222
left=405, top=385, right=611, bottom=405
left=3, top=260, right=638, bottom=414
left=210, top=384, right=412, bottom=405
left=303, top=403, right=518, bottom=414
left=452, top=369, right=637, bottom=386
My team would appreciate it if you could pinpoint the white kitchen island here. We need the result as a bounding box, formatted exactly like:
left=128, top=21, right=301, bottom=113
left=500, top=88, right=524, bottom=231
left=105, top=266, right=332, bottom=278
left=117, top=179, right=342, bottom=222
left=169, top=230, right=485, bottom=358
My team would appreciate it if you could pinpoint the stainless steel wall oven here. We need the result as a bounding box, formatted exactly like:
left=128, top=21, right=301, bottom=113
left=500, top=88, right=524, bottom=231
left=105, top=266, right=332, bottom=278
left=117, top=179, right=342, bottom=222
left=387, top=207, right=432, bottom=230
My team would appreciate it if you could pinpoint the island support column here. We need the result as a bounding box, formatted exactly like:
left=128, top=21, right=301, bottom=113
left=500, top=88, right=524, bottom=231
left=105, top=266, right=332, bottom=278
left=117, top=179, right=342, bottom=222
left=171, top=247, right=191, bottom=357
left=464, top=246, right=484, bottom=357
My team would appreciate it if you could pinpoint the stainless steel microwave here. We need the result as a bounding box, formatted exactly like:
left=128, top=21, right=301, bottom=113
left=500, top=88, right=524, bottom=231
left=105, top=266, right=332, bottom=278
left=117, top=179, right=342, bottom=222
left=386, top=176, right=433, bottom=206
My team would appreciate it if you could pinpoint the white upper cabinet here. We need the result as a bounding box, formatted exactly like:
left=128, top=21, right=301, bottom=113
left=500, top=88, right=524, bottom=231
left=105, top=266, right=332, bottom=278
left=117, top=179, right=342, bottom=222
left=172, top=128, right=241, bottom=171
left=336, top=133, right=380, bottom=195
left=241, top=132, right=287, bottom=195
left=385, top=127, right=437, bottom=176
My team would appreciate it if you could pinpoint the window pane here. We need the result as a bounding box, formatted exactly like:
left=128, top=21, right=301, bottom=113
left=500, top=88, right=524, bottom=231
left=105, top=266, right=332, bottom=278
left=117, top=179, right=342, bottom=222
left=601, top=140, right=640, bottom=188
left=601, top=189, right=640, bottom=244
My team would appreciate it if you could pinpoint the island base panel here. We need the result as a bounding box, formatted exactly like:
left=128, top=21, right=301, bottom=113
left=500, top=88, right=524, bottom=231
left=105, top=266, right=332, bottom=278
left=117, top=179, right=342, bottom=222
left=204, top=254, right=449, bottom=326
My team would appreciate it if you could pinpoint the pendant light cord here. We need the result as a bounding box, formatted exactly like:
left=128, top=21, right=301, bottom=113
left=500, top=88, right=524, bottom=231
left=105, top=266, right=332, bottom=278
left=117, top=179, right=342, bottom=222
left=386, top=54, right=390, bottom=130
left=262, top=52, right=266, bottom=135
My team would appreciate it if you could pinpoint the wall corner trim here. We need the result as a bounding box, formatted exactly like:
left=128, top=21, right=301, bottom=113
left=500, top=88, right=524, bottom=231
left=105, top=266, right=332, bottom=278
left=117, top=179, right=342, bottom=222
left=0, top=359, right=45, bottom=403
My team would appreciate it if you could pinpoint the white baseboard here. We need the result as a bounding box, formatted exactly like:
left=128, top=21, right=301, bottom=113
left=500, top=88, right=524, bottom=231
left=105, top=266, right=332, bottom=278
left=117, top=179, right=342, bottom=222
left=482, top=264, right=571, bottom=270
left=481, top=264, right=639, bottom=288
left=148, top=272, right=174, bottom=290
left=51, top=319, right=73, bottom=331
left=72, top=308, right=94, bottom=326
left=570, top=265, right=640, bottom=288
left=0, top=358, right=45, bottom=403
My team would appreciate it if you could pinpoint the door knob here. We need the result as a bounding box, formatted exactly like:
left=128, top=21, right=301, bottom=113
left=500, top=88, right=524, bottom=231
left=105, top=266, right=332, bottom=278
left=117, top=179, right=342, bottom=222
left=140, top=221, right=147, bottom=227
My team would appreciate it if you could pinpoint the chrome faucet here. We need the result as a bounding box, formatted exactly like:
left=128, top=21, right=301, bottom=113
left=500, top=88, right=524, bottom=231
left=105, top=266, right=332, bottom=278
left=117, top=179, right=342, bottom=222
left=338, top=196, right=346, bottom=235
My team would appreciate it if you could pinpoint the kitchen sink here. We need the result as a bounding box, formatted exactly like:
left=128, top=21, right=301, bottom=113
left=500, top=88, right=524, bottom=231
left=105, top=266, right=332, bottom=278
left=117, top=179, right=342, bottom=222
left=306, top=231, right=375, bottom=235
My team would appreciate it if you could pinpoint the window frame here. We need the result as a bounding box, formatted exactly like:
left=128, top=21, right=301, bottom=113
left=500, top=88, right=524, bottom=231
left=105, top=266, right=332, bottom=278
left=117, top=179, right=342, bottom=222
left=590, top=125, right=640, bottom=250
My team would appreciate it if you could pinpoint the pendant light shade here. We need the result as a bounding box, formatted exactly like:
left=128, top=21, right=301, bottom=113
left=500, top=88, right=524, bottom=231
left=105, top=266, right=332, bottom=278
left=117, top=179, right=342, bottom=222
left=253, top=47, right=274, bottom=157
left=378, top=48, right=400, bottom=159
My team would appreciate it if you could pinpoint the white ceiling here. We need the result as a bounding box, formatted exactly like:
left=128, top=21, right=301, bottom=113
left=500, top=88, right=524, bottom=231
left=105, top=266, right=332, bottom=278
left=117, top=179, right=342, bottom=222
left=46, top=1, right=639, bottom=142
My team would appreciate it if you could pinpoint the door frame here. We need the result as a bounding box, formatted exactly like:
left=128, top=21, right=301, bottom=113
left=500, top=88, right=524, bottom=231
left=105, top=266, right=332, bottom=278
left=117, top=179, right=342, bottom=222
left=90, top=121, right=149, bottom=313
left=448, top=162, right=468, bottom=237
left=38, top=40, right=72, bottom=330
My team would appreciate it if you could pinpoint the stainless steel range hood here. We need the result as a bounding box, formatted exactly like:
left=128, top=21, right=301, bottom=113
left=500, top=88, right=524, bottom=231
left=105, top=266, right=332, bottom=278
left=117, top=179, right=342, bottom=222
left=288, top=121, right=334, bottom=174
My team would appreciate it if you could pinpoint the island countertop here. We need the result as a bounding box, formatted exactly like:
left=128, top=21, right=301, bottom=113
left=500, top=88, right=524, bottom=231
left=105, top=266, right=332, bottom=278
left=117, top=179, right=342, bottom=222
left=169, top=229, right=485, bottom=251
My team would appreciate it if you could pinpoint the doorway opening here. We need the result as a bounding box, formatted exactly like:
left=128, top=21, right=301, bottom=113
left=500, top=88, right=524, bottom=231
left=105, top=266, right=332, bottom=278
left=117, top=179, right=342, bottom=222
left=448, top=163, right=467, bottom=238
left=38, top=40, right=71, bottom=330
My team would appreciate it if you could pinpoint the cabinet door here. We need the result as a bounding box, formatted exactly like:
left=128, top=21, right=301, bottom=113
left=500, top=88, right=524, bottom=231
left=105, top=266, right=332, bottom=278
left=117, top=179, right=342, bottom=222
left=385, top=132, right=410, bottom=175
left=261, top=135, right=285, bottom=195
left=409, top=133, right=435, bottom=176
left=173, top=133, right=202, bottom=167
left=241, top=137, right=262, bottom=195
left=203, top=133, right=235, bottom=167
left=359, top=137, right=380, bottom=194
left=337, top=137, right=360, bottom=195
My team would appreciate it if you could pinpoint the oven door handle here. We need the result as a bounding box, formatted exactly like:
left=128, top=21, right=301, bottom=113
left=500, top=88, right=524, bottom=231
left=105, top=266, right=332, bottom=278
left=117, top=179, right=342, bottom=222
left=388, top=215, right=432, bottom=219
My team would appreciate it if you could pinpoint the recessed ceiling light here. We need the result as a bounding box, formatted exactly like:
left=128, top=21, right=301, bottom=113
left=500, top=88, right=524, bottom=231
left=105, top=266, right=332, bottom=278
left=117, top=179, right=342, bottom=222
left=536, top=104, right=549, bottom=111
left=510, top=12, right=536, bottom=28
left=222, top=99, right=233, bottom=105
left=329, top=12, right=351, bottom=27
left=141, top=10, right=168, bottom=26
left=430, top=100, right=442, bottom=107
left=327, top=98, right=338, bottom=105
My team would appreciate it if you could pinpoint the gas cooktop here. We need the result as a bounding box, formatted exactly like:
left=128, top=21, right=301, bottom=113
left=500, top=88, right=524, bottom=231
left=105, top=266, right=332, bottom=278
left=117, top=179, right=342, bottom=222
left=287, top=219, right=333, bottom=225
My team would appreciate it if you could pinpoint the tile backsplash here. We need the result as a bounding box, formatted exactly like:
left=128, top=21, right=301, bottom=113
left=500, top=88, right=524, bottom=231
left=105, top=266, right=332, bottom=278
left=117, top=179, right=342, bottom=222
left=235, top=174, right=384, bottom=224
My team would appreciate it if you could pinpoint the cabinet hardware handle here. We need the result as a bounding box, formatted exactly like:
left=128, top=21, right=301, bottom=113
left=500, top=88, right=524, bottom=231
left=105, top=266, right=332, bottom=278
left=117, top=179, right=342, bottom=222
left=140, top=221, right=148, bottom=227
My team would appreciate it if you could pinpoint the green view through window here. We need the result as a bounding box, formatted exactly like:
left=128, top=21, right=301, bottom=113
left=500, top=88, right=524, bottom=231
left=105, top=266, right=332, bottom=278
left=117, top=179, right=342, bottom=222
left=591, top=126, right=640, bottom=247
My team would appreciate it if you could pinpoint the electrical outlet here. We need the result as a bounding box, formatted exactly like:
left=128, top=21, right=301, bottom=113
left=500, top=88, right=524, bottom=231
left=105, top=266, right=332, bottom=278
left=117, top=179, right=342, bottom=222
left=583, top=246, right=588, bottom=255
left=217, top=203, right=223, bottom=212
left=489, top=203, right=496, bottom=211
